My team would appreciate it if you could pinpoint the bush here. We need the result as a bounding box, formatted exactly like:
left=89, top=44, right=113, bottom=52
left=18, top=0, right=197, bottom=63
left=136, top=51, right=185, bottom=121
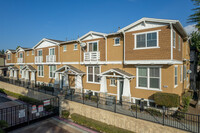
left=131, top=105, right=140, bottom=111
left=145, top=108, right=162, bottom=117
left=154, top=92, right=180, bottom=108
left=181, top=92, right=191, bottom=113
left=39, top=85, right=54, bottom=92
left=91, top=95, right=98, bottom=102
left=71, top=113, right=134, bottom=133
left=62, top=110, right=70, bottom=119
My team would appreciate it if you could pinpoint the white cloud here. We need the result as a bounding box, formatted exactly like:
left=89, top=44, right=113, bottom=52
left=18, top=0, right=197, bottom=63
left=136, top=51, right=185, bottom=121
left=184, top=24, right=198, bottom=35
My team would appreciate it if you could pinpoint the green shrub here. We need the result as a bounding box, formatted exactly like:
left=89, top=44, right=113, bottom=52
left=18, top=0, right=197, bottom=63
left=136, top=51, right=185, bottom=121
left=131, top=105, right=140, bottom=111
left=71, top=113, right=134, bottom=133
left=145, top=108, right=162, bottom=117
left=181, top=92, right=191, bottom=112
left=62, top=110, right=70, bottom=119
left=44, top=105, right=54, bottom=112
left=39, top=86, right=54, bottom=92
left=154, top=92, right=180, bottom=107
left=0, top=120, right=8, bottom=133
left=91, top=95, right=98, bottom=102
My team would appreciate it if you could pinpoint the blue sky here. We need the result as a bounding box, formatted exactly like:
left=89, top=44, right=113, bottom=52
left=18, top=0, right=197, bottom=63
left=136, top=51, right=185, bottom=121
left=0, top=0, right=195, bottom=50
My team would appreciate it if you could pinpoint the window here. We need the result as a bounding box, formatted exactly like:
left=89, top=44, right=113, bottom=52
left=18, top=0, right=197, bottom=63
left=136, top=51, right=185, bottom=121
left=173, top=31, right=176, bottom=48
left=180, top=66, right=183, bottom=82
left=32, top=50, right=34, bottom=55
left=49, top=65, right=56, bottom=78
left=175, top=66, right=178, bottom=87
left=74, top=44, right=78, bottom=50
left=178, top=36, right=181, bottom=51
left=19, top=53, right=23, bottom=58
left=87, top=66, right=100, bottom=83
left=88, top=42, right=98, bottom=52
left=16, top=53, right=17, bottom=57
left=27, top=51, right=29, bottom=56
left=137, top=67, right=160, bottom=90
left=110, top=78, right=116, bottom=86
left=49, top=48, right=55, bottom=55
left=38, top=65, right=44, bottom=77
left=38, top=50, right=42, bottom=56
left=20, top=65, right=23, bottom=75
left=63, top=45, right=67, bottom=52
left=7, top=54, right=10, bottom=60
left=136, top=32, right=158, bottom=49
left=183, top=65, right=186, bottom=80
left=114, top=38, right=120, bottom=46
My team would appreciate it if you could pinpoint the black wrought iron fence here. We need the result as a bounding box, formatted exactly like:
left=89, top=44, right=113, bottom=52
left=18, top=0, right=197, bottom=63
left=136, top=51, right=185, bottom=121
left=65, top=91, right=200, bottom=133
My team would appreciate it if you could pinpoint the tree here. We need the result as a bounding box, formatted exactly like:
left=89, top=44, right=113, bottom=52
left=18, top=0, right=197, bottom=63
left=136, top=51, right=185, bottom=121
left=188, top=0, right=200, bottom=30
left=0, top=49, right=4, bottom=54
left=190, top=31, right=200, bottom=51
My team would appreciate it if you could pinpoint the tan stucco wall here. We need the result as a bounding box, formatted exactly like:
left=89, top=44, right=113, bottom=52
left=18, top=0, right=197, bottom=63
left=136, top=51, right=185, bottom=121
left=62, top=100, right=187, bottom=133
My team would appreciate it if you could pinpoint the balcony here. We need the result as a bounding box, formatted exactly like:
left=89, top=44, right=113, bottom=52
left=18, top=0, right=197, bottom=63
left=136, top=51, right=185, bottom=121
left=84, top=52, right=100, bottom=62
left=46, top=55, right=56, bottom=63
left=35, top=56, right=43, bottom=63
left=17, top=58, right=23, bottom=63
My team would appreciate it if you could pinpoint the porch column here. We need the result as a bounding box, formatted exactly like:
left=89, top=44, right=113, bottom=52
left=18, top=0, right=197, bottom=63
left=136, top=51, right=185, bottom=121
left=122, top=78, right=131, bottom=102
left=22, top=70, right=25, bottom=79
left=76, top=75, right=83, bottom=91
left=100, top=76, right=107, bottom=93
left=63, top=74, right=69, bottom=87
left=14, top=70, right=17, bottom=79
left=54, top=72, right=59, bottom=84
left=25, top=70, right=29, bottom=80
left=31, top=71, right=35, bottom=81
left=10, top=70, right=13, bottom=78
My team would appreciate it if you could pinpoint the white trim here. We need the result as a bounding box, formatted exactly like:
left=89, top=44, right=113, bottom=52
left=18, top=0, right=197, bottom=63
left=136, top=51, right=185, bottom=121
left=37, top=65, right=44, bottom=77
left=78, top=31, right=107, bottom=41
left=33, top=38, right=60, bottom=49
left=7, top=54, right=11, bottom=60
left=49, top=65, right=57, bottom=78
left=180, top=65, right=183, bottom=83
left=124, top=60, right=183, bottom=65
left=110, top=78, right=116, bottom=87
left=134, top=30, right=160, bottom=50
left=178, top=35, right=181, bottom=51
left=63, top=45, right=67, bottom=52
left=113, top=37, right=120, bottom=46
left=86, top=65, right=101, bottom=84
left=62, top=62, right=79, bottom=64
left=87, top=41, right=99, bottom=52
left=170, top=24, right=173, bottom=60
left=173, top=30, right=176, bottom=48
left=49, top=47, right=55, bottom=55
left=174, top=65, right=178, bottom=87
left=74, top=43, right=78, bottom=50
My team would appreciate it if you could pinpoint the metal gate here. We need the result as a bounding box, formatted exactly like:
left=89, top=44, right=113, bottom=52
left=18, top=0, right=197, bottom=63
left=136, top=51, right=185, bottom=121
left=0, top=97, right=59, bottom=132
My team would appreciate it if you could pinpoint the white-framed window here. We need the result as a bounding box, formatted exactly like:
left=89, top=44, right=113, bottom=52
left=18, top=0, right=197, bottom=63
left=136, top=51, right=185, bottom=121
left=183, top=65, right=186, bottom=80
left=37, top=50, right=42, bottom=56
left=135, top=31, right=158, bottom=49
left=180, top=66, right=183, bottom=82
left=7, top=54, right=11, bottom=60
left=74, top=44, right=78, bottom=50
left=114, top=38, right=120, bottom=46
left=38, top=65, right=44, bottom=77
left=20, top=65, right=23, bottom=75
left=178, top=36, right=181, bottom=51
left=63, top=45, right=67, bottom=52
left=27, top=51, right=29, bottom=56
left=110, top=78, right=116, bottom=86
left=88, top=41, right=98, bottom=52
left=32, top=50, right=34, bottom=55
left=49, top=48, right=55, bottom=55
left=49, top=65, right=56, bottom=78
left=19, top=53, right=23, bottom=58
left=174, top=66, right=178, bottom=87
left=87, top=66, right=100, bottom=83
left=137, top=66, right=161, bottom=90
left=173, top=30, right=176, bottom=48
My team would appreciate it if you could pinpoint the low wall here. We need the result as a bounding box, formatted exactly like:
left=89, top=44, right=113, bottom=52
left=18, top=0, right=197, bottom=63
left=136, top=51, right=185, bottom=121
left=62, top=100, right=187, bottom=133
left=0, top=81, right=53, bottom=100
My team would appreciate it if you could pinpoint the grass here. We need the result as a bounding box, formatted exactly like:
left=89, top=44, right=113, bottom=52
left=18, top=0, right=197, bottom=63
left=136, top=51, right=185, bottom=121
left=71, top=113, right=134, bottom=133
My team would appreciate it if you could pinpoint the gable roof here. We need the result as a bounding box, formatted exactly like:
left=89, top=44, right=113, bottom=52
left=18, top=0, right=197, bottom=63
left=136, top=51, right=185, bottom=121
left=22, top=65, right=36, bottom=71
left=78, top=31, right=107, bottom=41
left=100, top=68, right=134, bottom=79
left=118, top=17, right=187, bottom=38
left=8, top=66, right=19, bottom=70
left=16, top=47, right=32, bottom=52
left=55, top=65, right=84, bottom=75
left=5, top=49, right=16, bottom=54
left=33, top=38, right=65, bottom=49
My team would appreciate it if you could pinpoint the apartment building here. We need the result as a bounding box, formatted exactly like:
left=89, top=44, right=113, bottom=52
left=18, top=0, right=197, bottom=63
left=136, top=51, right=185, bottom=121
left=5, top=18, right=190, bottom=106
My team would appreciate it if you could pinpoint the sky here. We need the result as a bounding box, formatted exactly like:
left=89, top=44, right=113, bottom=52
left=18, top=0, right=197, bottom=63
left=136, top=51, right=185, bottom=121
left=0, top=0, right=197, bottom=50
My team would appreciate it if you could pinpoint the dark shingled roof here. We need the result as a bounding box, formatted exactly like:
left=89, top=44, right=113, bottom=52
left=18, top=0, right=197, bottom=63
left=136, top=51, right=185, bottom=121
left=56, top=65, right=84, bottom=74
left=112, top=68, right=134, bottom=77
left=20, top=47, right=32, bottom=51
left=8, top=49, right=16, bottom=53
left=46, top=38, right=66, bottom=43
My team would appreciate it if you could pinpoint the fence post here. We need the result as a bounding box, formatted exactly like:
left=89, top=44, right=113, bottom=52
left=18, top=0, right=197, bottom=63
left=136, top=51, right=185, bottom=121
left=136, top=103, right=137, bottom=118
left=70, top=90, right=73, bottom=101
left=114, top=97, right=116, bottom=113
left=97, top=95, right=99, bottom=108
left=163, top=106, right=165, bottom=126
left=198, top=115, right=200, bottom=133
left=27, top=103, right=30, bottom=126
left=83, top=92, right=85, bottom=104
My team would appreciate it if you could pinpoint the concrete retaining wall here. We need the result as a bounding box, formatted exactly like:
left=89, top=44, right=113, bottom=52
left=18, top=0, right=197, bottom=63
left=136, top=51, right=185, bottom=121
left=62, top=100, right=187, bottom=133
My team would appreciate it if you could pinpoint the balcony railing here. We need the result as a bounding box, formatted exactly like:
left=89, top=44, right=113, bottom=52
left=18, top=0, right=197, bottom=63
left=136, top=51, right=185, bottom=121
left=84, top=52, right=100, bottom=61
left=46, top=55, right=56, bottom=63
left=35, top=56, right=43, bottom=63
left=17, top=58, right=23, bottom=63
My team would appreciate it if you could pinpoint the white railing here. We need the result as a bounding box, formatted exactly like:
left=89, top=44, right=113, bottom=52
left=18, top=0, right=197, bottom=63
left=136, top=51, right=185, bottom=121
left=17, top=58, right=23, bottom=63
left=35, top=56, right=43, bottom=63
left=84, top=52, right=100, bottom=61
left=46, top=55, right=56, bottom=63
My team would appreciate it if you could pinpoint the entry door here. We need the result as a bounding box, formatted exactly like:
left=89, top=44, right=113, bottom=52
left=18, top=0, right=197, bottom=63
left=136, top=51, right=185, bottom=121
left=119, top=80, right=124, bottom=103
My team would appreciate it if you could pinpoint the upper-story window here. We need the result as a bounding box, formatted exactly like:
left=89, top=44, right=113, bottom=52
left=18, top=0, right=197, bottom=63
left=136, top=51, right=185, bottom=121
left=74, top=44, right=78, bottom=50
left=173, top=30, right=176, bottom=48
left=178, top=36, right=181, bottom=51
left=63, top=45, right=67, bottom=52
left=174, top=66, right=178, bottom=87
left=180, top=66, right=183, bottom=82
left=49, top=65, right=56, bottom=78
left=27, top=51, right=29, bottom=56
left=110, top=78, right=116, bottom=86
left=19, top=53, right=23, bottom=58
left=32, top=50, right=34, bottom=55
left=49, top=48, right=55, bottom=55
left=114, top=38, right=120, bottom=46
left=135, top=32, right=158, bottom=49
left=38, top=65, right=44, bottom=77
left=38, top=50, right=42, bottom=56
left=7, top=54, right=11, bottom=60
left=88, top=42, right=98, bottom=52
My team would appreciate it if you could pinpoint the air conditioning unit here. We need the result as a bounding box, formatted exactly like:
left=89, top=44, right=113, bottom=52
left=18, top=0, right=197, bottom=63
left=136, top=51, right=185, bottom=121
left=80, top=43, right=86, bottom=47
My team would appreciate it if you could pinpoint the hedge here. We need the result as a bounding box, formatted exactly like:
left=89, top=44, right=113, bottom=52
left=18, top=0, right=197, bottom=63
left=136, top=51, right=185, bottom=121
left=153, top=92, right=180, bottom=108
left=71, top=113, right=134, bottom=133
left=62, top=110, right=70, bottom=119
left=181, top=92, right=192, bottom=113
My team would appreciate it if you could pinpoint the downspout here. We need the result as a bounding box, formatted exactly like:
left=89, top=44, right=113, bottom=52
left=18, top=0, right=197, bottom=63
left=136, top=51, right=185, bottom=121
left=122, top=31, right=125, bottom=64
left=170, top=23, right=173, bottom=60
left=58, top=44, right=60, bottom=64
left=103, top=35, right=107, bottom=63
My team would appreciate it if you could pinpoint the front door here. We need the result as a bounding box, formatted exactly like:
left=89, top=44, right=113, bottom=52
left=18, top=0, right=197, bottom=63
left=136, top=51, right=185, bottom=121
left=119, top=80, right=124, bottom=103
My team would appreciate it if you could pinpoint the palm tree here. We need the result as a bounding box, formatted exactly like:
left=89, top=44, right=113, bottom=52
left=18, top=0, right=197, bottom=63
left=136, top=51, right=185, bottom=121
left=190, top=31, right=200, bottom=51
left=188, top=0, right=200, bottom=30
